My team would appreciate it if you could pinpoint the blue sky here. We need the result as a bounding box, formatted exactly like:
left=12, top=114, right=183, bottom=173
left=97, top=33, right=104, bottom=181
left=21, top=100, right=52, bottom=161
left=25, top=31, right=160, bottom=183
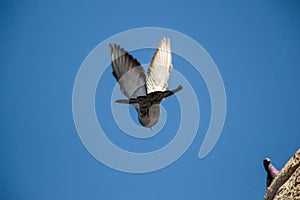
left=1, top=0, right=300, bottom=199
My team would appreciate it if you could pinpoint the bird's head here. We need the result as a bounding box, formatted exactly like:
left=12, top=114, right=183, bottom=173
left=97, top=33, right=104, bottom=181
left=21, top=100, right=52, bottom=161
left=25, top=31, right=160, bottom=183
left=263, top=157, right=271, bottom=170
left=263, top=157, right=279, bottom=176
left=138, top=104, right=160, bottom=128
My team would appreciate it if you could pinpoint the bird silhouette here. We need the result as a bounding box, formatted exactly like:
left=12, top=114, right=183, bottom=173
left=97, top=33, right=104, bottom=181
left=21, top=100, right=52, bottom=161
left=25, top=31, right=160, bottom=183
left=109, top=38, right=182, bottom=128
left=263, top=158, right=279, bottom=187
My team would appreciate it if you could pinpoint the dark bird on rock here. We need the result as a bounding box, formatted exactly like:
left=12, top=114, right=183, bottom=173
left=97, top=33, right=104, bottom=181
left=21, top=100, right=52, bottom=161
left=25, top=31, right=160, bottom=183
left=263, top=158, right=280, bottom=187
left=109, top=38, right=182, bottom=128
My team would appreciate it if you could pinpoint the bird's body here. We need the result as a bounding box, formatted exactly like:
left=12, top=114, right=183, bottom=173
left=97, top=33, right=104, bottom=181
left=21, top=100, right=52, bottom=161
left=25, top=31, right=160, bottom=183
left=263, top=158, right=280, bottom=187
left=109, top=38, right=182, bottom=128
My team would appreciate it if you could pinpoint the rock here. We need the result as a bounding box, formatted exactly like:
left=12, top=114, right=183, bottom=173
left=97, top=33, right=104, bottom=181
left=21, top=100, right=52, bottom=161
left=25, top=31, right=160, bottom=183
left=264, top=148, right=300, bottom=200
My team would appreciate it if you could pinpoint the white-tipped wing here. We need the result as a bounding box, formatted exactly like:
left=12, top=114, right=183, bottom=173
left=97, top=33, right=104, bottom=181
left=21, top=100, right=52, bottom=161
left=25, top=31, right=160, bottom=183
left=110, top=44, right=147, bottom=98
left=146, top=38, right=172, bottom=94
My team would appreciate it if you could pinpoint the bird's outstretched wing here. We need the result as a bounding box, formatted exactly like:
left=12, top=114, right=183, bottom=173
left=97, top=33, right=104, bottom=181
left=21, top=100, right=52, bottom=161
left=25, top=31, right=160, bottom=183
left=146, top=38, right=172, bottom=94
left=109, top=44, right=147, bottom=98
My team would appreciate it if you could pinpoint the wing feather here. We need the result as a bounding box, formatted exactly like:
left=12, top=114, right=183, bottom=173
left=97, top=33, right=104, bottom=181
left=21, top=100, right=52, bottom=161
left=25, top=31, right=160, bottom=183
left=109, top=44, right=146, bottom=98
left=146, top=38, right=172, bottom=94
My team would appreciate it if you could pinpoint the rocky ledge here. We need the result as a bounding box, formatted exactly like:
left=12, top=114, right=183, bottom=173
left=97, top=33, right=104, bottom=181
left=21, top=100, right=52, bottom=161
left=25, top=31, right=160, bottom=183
left=264, top=148, right=300, bottom=200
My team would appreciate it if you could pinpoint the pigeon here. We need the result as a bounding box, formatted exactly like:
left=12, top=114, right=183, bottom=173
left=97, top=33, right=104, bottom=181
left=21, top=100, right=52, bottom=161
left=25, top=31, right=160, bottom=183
left=263, top=158, right=280, bottom=187
left=109, top=38, right=182, bottom=128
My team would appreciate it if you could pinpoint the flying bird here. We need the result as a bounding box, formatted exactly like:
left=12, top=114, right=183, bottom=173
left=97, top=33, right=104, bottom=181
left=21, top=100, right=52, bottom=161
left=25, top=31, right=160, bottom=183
left=109, top=38, right=182, bottom=128
left=263, top=158, right=280, bottom=187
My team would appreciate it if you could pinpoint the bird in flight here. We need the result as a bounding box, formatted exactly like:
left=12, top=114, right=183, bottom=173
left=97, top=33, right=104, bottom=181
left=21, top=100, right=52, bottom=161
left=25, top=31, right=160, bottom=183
left=263, top=158, right=280, bottom=187
left=109, top=38, right=182, bottom=128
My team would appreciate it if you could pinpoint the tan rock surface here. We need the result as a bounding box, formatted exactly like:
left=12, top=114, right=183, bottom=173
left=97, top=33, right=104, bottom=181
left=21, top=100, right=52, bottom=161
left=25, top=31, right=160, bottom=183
left=264, top=148, right=300, bottom=200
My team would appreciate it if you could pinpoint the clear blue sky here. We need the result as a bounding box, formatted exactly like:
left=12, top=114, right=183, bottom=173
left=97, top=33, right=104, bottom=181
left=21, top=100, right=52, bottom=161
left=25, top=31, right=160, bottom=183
left=1, top=1, right=300, bottom=199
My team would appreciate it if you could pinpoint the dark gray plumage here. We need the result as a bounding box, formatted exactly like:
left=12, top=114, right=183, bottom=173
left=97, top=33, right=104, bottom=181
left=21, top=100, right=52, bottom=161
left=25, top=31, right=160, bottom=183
left=263, top=158, right=279, bottom=187
left=109, top=38, right=182, bottom=128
